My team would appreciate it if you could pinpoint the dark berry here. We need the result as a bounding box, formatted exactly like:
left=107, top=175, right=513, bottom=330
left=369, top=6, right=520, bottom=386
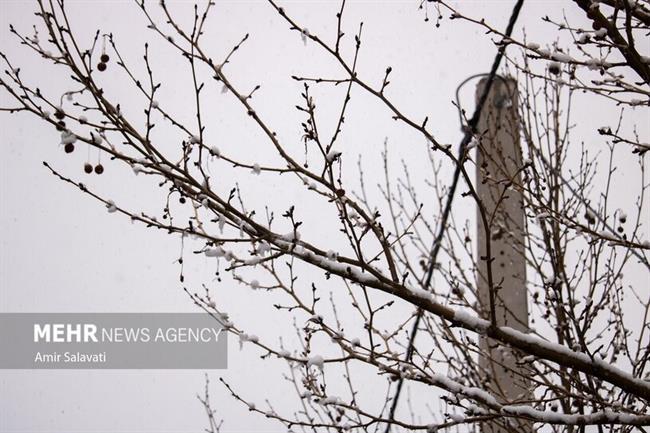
left=56, top=121, right=66, bottom=131
left=84, top=163, right=93, bottom=174
left=64, top=143, right=75, bottom=153
left=54, top=110, right=65, bottom=120
left=95, top=164, right=104, bottom=174
left=97, top=62, right=107, bottom=72
left=179, top=197, right=186, bottom=204
left=100, top=54, right=110, bottom=63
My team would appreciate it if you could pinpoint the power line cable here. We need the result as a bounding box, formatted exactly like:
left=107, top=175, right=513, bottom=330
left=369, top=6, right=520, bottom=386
left=383, top=1, right=525, bottom=429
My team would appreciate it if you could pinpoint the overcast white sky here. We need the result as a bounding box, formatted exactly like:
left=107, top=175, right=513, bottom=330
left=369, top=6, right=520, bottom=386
left=1, top=1, right=648, bottom=432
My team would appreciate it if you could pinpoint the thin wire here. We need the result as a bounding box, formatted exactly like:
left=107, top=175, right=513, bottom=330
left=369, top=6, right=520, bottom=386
left=383, top=1, right=525, bottom=429
left=455, top=73, right=513, bottom=129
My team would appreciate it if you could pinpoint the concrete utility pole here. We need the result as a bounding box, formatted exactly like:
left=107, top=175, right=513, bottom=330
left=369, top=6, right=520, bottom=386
left=475, top=77, right=530, bottom=433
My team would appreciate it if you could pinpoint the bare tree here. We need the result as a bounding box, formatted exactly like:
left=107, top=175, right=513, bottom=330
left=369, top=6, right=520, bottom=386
left=1, top=0, right=649, bottom=431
